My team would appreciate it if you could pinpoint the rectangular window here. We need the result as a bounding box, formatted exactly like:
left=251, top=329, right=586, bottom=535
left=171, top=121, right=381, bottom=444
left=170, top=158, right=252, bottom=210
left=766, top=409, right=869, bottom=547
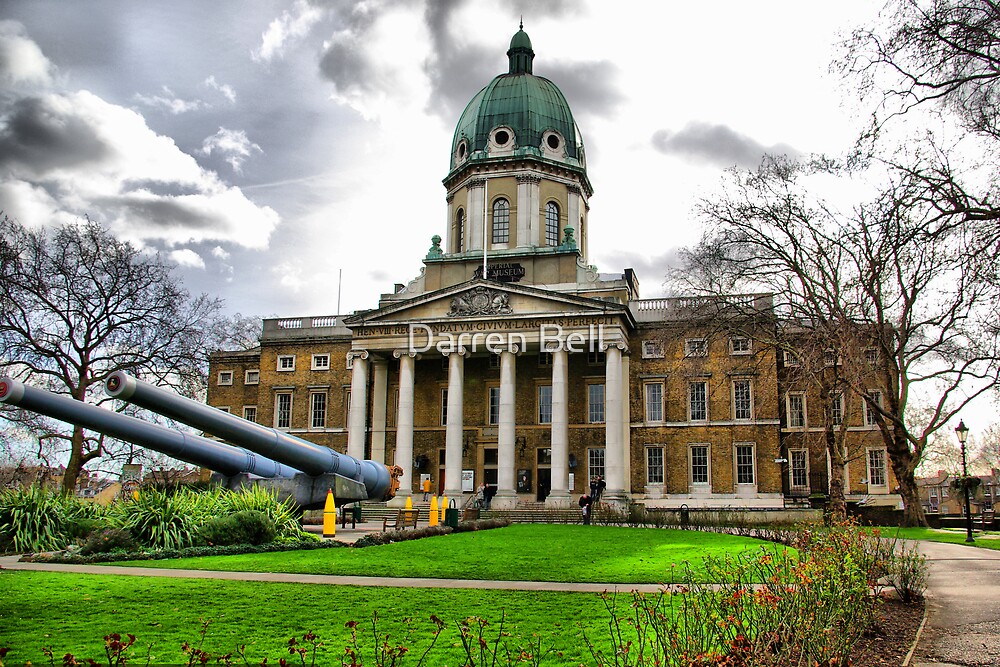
left=787, top=393, right=806, bottom=428
left=217, top=371, right=233, bottom=386
left=730, top=337, right=751, bottom=355
left=311, top=354, right=330, bottom=370
left=690, top=445, right=710, bottom=485
left=588, top=383, right=605, bottom=424
left=823, top=350, right=839, bottom=366
left=489, top=354, right=500, bottom=369
left=277, top=355, right=295, bottom=371
left=310, top=392, right=327, bottom=429
left=641, top=340, right=664, bottom=359
left=790, top=449, right=809, bottom=489
left=242, top=406, right=257, bottom=423
left=275, top=392, right=292, bottom=429
left=688, top=381, right=708, bottom=421
left=735, top=444, right=755, bottom=485
left=440, top=388, right=448, bottom=426
left=865, top=391, right=883, bottom=426
left=217, top=406, right=230, bottom=413
left=538, top=352, right=552, bottom=367
left=733, top=379, right=753, bottom=421
left=644, top=382, right=664, bottom=422
left=685, top=338, right=708, bottom=357
left=343, top=387, right=351, bottom=426
left=244, top=370, right=260, bottom=385
left=588, top=447, right=605, bottom=480
left=867, top=449, right=887, bottom=486
left=864, top=348, right=878, bottom=365
left=830, top=392, right=844, bottom=426
left=488, top=386, right=501, bottom=425
left=784, top=351, right=800, bottom=367
left=646, top=446, right=664, bottom=485
left=538, top=385, right=552, bottom=424
left=588, top=351, right=606, bottom=365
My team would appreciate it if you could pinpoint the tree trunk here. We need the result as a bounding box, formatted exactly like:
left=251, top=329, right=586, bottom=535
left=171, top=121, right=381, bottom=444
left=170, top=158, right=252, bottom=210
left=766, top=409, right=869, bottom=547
left=826, top=429, right=847, bottom=520
left=60, top=424, right=86, bottom=495
left=889, top=434, right=928, bottom=527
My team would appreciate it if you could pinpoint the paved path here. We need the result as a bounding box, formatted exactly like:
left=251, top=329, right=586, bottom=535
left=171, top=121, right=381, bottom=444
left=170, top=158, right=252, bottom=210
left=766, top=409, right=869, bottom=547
left=911, top=541, right=1000, bottom=667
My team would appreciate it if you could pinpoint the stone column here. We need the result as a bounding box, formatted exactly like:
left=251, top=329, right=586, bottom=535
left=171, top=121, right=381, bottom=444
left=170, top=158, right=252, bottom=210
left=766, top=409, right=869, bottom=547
left=492, top=347, right=519, bottom=510
left=346, top=351, right=370, bottom=461
left=603, top=342, right=627, bottom=507
left=370, top=358, right=388, bottom=465
left=621, top=353, right=631, bottom=493
left=444, top=349, right=466, bottom=497
left=516, top=175, right=540, bottom=248
left=467, top=179, right=485, bottom=252
left=566, top=185, right=581, bottom=246
left=389, top=350, right=417, bottom=507
left=546, top=345, right=571, bottom=508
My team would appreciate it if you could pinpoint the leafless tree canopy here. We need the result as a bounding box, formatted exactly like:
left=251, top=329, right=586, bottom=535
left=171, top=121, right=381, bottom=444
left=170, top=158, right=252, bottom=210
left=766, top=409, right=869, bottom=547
left=0, top=215, right=224, bottom=493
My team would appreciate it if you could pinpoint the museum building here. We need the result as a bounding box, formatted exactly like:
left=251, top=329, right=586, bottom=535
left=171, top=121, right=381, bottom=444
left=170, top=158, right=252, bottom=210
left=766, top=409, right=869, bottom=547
left=207, top=27, right=900, bottom=510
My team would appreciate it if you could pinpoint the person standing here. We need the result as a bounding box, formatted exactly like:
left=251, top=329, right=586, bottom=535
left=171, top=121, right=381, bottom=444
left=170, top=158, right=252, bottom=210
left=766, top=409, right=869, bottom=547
left=421, top=477, right=431, bottom=501
left=595, top=476, right=606, bottom=504
left=579, top=493, right=592, bottom=525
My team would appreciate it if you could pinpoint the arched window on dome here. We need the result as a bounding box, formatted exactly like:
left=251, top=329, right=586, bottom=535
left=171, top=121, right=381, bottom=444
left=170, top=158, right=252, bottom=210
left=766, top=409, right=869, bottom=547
left=455, top=209, right=465, bottom=252
left=492, top=198, right=510, bottom=244
left=545, top=202, right=560, bottom=246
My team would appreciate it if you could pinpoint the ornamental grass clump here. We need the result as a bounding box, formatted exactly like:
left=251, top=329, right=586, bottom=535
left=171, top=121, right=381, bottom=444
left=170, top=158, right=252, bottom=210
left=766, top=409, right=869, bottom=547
left=217, top=484, right=305, bottom=540
left=0, top=484, right=104, bottom=553
left=107, top=487, right=209, bottom=550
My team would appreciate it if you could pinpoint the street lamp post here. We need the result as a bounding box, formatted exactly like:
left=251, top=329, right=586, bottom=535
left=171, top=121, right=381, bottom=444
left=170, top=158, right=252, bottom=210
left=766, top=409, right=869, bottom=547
left=955, top=419, right=974, bottom=544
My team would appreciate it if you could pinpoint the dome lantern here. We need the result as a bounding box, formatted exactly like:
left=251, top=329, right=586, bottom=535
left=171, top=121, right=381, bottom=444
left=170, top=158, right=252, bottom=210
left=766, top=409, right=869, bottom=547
left=507, top=22, right=534, bottom=74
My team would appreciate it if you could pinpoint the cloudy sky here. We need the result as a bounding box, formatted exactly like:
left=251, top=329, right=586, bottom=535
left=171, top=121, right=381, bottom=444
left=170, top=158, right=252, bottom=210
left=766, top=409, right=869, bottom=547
left=1, top=0, right=880, bottom=319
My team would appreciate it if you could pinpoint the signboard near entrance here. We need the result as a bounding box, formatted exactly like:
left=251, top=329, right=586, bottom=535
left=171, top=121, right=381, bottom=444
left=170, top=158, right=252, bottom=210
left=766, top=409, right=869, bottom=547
left=472, top=263, right=525, bottom=282
left=462, top=469, right=474, bottom=492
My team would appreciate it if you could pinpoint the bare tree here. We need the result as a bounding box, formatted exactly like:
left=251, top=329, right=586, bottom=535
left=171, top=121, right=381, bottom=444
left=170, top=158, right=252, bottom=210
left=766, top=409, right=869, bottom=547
left=0, top=215, right=223, bottom=494
left=677, top=156, right=1000, bottom=526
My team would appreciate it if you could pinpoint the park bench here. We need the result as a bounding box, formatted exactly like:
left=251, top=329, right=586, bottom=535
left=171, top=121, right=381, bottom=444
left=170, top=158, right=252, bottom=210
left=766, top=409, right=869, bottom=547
left=382, top=508, right=420, bottom=531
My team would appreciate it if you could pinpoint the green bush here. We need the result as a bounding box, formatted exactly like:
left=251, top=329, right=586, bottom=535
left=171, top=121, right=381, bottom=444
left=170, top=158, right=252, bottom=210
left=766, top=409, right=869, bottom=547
left=218, top=485, right=305, bottom=539
left=108, top=487, right=208, bottom=550
left=199, top=510, right=276, bottom=546
left=0, top=485, right=72, bottom=553
left=80, top=527, right=138, bottom=555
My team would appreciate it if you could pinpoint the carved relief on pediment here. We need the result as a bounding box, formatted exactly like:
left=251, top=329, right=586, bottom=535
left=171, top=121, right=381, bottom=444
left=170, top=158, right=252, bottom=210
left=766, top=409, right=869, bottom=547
left=447, top=286, right=513, bottom=317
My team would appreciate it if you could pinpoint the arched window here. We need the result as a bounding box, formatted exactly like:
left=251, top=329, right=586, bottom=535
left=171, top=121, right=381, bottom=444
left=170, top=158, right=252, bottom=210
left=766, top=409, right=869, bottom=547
left=492, top=198, right=509, bottom=244
left=455, top=209, right=465, bottom=252
left=545, top=202, right=560, bottom=246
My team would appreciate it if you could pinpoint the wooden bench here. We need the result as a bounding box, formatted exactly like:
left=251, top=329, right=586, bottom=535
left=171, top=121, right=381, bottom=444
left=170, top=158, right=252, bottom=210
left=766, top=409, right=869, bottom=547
left=382, top=509, right=420, bottom=531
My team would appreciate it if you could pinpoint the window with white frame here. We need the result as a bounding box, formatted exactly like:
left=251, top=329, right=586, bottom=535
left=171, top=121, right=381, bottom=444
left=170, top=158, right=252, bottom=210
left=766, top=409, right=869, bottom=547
left=830, top=392, right=844, bottom=426
left=646, top=446, right=664, bottom=485
left=216, top=406, right=230, bottom=413
left=440, top=388, right=448, bottom=426
left=277, top=355, right=295, bottom=371
left=245, top=370, right=260, bottom=385
left=588, top=383, right=605, bottom=423
left=243, top=406, right=257, bottom=423
left=455, top=208, right=465, bottom=252
left=690, top=444, right=710, bottom=485
left=310, top=392, right=327, bottom=429
left=274, top=392, right=292, bottom=429
left=492, top=198, right=510, bottom=244
left=588, top=447, right=605, bottom=480
left=538, top=385, right=552, bottom=424
left=790, top=449, right=809, bottom=489
left=786, top=392, right=806, bottom=428
left=688, top=381, right=708, bottom=421
left=864, top=391, right=883, bottom=426
left=545, top=201, right=560, bottom=246
left=783, top=351, right=800, bottom=366
left=644, top=382, right=664, bottom=422
left=685, top=338, right=708, bottom=357
left=641, top=340, right=664, bottom=359
left=735, top=443, right=756, bottom=485
left=311, top=354, right=330, bottom=370
left=343, top=388, right=351, bottom=426
left=217, top=371, right=233, bottom=386
left=732, top=378, right=753, bottom=421
left=867, top=449, right=887, bottom=486
left=488, top=386, right=501, bottom=425
left=730, top=337, right=751, bottom=355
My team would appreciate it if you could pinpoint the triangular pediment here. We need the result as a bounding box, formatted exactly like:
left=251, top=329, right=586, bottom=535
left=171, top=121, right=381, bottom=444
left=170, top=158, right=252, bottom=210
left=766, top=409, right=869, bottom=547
left=344, top=279, right=627, bottom=327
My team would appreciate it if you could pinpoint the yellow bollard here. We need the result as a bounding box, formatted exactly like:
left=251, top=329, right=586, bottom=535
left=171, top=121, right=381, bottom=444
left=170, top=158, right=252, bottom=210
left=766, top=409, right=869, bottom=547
left=428, top=495, right=439, bottom=527
left=440, top=495, right=447, bottom=523
left=405, top=495, right=413, bottom=510
left=323, top=489, right=336, bottom=538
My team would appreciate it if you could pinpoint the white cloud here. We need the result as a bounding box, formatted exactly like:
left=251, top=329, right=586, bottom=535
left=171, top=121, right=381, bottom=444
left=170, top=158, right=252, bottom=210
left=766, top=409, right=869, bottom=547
left=0, top=21, right=53, bottom=87
left=252, top=0, right=324, bottom=63
left=132, top=86, right=203, bottom=114
left=199, top=127, right=263, bottom=173
left=273, top=261, right=305, bottom=292
left=168, top=248, right=205, bottom=269
left=204, top=75, right=236, bottom=103
left=211, top=245, right=230, bottom=260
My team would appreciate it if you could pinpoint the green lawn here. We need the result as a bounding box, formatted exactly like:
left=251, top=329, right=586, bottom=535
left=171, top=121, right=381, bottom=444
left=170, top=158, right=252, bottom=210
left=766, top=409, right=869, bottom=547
left=117, top=524, right=781, bottom=583
left=887, top=526, right=1000, bottom=550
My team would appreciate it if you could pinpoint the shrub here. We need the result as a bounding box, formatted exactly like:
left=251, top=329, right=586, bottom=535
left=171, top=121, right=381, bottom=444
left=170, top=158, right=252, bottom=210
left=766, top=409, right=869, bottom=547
left=0, top=485, right=71, bottom=553
left=218, top=485, right=305, bottom=539
left=199, top=510, right=276, bottom=546
left=887, top=542, right=928, bottom=602
left=80, top=528, right=138, bottom=555
left=108, top=487, right=206, bottom=550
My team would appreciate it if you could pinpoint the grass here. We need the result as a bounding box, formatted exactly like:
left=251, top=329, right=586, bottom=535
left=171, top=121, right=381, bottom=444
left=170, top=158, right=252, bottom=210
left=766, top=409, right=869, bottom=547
left=115, top=524, right=781, bottom=583
left=0, top=570, right=612, bottom=664
left=887, top=526, right=1000, bottom=550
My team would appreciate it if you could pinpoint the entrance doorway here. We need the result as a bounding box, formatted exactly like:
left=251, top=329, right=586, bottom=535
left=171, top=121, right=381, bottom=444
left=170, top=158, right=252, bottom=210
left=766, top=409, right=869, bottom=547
left=536, top=447, right=552, bottom=502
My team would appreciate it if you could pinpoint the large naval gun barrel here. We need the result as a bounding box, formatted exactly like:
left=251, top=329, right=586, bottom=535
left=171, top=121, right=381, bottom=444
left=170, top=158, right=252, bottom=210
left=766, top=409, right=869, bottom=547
left=105, top=371, right=400, bottom=502
left=0, top=376, right=296, bottom=479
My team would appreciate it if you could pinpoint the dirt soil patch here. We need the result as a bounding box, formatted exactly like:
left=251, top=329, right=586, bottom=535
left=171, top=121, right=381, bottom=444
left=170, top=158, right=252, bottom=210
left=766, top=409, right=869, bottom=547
left=850, top=598, right=925, bottom=667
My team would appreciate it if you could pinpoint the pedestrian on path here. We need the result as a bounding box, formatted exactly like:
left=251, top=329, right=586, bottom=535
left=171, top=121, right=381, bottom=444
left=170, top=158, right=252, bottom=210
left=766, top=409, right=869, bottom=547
left=421, top=477, right=431, bottom=501
left=579, top=493, right=592, bottom=525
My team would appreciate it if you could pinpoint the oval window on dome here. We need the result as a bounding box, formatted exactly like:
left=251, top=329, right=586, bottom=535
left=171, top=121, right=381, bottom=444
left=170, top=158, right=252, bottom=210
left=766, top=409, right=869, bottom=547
left=547, top=134, right=560, bottom=150
left=458, top=141, right=467, bottom=159
left=494, top=129, right=510, bottom=146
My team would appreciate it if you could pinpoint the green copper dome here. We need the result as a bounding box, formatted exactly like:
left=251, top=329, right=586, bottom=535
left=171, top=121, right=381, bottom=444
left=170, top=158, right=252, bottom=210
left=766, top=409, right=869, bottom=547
left=447, top=27, right=586, bottom=177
